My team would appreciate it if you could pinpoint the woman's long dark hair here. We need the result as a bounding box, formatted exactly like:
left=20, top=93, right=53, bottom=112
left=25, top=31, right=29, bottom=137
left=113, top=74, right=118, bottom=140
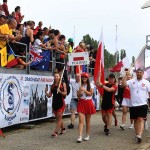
left=81, top=78, right=91, bottom=92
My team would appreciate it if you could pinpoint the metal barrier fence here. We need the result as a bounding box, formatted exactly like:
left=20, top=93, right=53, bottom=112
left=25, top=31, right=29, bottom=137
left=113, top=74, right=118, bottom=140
left=0, top=41, right=95, bottom=77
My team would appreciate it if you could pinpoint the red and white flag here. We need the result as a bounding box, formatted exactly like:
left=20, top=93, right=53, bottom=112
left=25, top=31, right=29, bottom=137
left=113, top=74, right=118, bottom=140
left=94, top=29, right=105, bottom=94
left=110, top=57, right=130, bottom=73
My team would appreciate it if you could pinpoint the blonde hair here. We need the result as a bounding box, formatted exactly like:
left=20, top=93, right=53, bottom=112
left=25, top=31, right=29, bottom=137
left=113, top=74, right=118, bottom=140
left=79, top=42, right=86, bottom=49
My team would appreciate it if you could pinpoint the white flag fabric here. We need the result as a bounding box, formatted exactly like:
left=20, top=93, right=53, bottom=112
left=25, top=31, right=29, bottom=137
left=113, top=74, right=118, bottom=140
left=120, top=57, right=130, bottom=76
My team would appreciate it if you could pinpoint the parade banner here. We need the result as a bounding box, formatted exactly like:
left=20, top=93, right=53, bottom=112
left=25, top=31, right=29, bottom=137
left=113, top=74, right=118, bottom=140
left=0, top=74, right=26, bottom=128
left=0, top=74, right=99, bottom=128
left=68, top=52, right=89, bottom=66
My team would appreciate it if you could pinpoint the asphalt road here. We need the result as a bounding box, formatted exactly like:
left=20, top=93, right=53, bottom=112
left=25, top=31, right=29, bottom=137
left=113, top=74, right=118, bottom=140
left=0, top=111, right=150, bottom=150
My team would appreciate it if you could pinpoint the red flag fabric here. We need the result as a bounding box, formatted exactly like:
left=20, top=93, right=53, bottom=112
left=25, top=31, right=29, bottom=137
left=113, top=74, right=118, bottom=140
left=110, top=57, right=130, bottom=72
left=110, top=61, right=123, bottom=72
left=94, top=31, right=104, bottom=95
left=73, top=57, right=84, bottom=61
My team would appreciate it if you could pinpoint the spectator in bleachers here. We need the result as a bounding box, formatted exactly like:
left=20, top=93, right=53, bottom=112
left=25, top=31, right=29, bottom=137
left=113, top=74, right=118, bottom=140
left=0, top=3, right=5, bottom=16
left=33, top=31, right=47, bottom=55
left=16, top=24, right=24, bottom=35
left=55, top=34, right=67, bottom=72
left=2, top=0, right=9, bottom=17
left=68, top=38, right=74, bottom=53
left=49, top=29, right=55, bottom=39
left=34, top=21, right=43, bottom=36
left=8, top=11, right=16, bottom=19
left=0, top=14, right=7, bottom=26
left=31, top=21, right=35, bottom=30
left=21, top=20, right=34, bottom=51
left=0, top=18, right=22, bottom=49
left=73, top=42, right=85, bottom=52
left=43, top=27, right=49, bottom=42
left=49, top=29, right=61, bottom=52
left=14, top=48, right=33, bottom=69
left=15, top=6, right=24, bottom=24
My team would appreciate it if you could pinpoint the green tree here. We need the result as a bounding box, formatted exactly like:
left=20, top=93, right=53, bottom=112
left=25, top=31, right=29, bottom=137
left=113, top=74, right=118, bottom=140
left=131, top=56, right=135, bottom=66
left=82, top=34, right=98, bottom=49
left=104, top=48, right=116, bottom=68
left=115, top=51, right=119, bottom=63
left=120, top=49, right=126, bottom=60
left=82, top=34, right=116, bottom=68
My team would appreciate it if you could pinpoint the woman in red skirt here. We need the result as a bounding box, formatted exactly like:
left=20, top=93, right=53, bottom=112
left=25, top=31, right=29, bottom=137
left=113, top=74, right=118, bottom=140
left=77, top=72, right=96, bottom=143
left=45, top=73, right=67, bottom=138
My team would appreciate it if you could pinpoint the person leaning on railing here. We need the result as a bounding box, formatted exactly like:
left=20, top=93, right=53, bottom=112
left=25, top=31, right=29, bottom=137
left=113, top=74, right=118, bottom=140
left=0, top=14, right=7, bottom=26
left=0, top=18, right=22, bottom=49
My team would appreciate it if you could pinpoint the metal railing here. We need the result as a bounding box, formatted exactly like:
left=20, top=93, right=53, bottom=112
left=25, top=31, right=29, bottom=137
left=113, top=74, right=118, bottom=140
left=0, top=41, right=96, bottom=78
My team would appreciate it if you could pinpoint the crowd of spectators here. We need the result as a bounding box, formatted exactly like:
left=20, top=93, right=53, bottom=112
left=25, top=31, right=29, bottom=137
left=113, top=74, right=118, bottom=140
left=0, top=0, right=96, bottom=74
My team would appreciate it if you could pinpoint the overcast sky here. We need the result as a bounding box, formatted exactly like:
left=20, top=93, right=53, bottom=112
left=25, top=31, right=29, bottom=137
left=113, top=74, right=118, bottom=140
left=8, top=0, right=150, bottom=62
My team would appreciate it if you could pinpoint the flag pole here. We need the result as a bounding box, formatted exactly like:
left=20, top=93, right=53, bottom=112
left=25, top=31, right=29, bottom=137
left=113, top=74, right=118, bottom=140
left=115, top=25, right=119, bottom=78
left=115, top=25, right=118, bottom=64
left=57, top=66, right=65, bottom=93
left=78, top=65, right=81, bottom=86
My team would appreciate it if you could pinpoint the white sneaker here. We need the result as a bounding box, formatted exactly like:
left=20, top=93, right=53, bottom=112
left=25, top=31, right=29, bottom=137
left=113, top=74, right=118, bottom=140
left=129, top=124, right=134, bottom=129
left=84, top=135, right=89, bottom=141
left=77, top=136, right=82, bottom=143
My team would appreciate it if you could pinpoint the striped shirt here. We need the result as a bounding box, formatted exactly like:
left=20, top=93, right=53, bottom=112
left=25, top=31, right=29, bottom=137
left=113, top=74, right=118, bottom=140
left=71, top=81, right=80, bottom=99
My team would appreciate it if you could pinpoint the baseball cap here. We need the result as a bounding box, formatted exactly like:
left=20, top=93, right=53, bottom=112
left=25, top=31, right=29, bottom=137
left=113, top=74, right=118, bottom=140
left=68, top=38, right=73, bottom=43
left=136, top=68, right=144, bottom=72
left=81, top=72, right=89, bottom=78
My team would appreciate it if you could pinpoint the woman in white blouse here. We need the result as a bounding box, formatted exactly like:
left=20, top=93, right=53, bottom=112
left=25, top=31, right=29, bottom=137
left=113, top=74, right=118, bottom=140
left=76, top=72, right=96, bottom=143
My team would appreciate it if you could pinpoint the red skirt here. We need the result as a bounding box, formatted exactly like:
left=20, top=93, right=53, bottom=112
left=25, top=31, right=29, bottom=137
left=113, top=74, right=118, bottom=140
left=53, top=101, right=66, bottom=116
left=77, top=99, right=96, bottom=115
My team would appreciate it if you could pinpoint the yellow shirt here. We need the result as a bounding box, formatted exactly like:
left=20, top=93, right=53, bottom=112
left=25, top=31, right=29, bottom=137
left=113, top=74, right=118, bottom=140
left=68, top=45, right=73, bottom=53
left=0, top=24, right=12, bottom=48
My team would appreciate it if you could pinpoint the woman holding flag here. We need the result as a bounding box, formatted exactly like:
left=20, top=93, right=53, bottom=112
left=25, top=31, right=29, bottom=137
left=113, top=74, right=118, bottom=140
left=96, top=73, right=117, bottom=136
left=76, top=72, right=96, bottom=143
left=45, top=72, right=67, bottom=138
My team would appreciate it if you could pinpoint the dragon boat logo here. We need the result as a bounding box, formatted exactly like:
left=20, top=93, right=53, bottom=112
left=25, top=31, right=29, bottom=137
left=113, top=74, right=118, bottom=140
left=0, top=76, right=22, bottom=121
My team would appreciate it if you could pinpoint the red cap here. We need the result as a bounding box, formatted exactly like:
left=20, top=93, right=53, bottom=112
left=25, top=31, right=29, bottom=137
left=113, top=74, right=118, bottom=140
left=81, top=72, right=89, bottom=78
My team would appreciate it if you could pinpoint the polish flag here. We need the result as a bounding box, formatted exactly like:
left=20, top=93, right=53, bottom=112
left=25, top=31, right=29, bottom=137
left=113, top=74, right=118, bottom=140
left=73, top=57, right=84, bottom=61
left=94, top=30, right=105, bottom=94
left=110, top=57, right=130, bottom=73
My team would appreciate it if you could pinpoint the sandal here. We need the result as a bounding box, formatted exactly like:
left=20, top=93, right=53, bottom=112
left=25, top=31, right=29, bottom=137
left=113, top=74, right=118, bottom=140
left=59, top=128, right=66, bottom=135
left=51, top=132, right=58, bottom=138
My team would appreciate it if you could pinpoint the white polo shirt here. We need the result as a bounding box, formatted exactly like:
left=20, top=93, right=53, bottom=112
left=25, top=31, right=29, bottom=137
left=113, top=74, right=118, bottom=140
left=127, top=78, right=150, bottom=107
left=71, top=81, right=80, bottom=99
left=78, top=83, right=94, bottom=100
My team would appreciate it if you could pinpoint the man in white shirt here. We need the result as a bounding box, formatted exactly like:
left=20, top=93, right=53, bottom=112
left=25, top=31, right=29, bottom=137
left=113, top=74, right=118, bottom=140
left=122, top=68, right=150, bottom=143
left=68, top=74, right=80, bottom=129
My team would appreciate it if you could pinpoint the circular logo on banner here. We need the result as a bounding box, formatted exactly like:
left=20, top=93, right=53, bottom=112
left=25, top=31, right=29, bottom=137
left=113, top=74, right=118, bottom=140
left=0, top=76, right=22, bottom=121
